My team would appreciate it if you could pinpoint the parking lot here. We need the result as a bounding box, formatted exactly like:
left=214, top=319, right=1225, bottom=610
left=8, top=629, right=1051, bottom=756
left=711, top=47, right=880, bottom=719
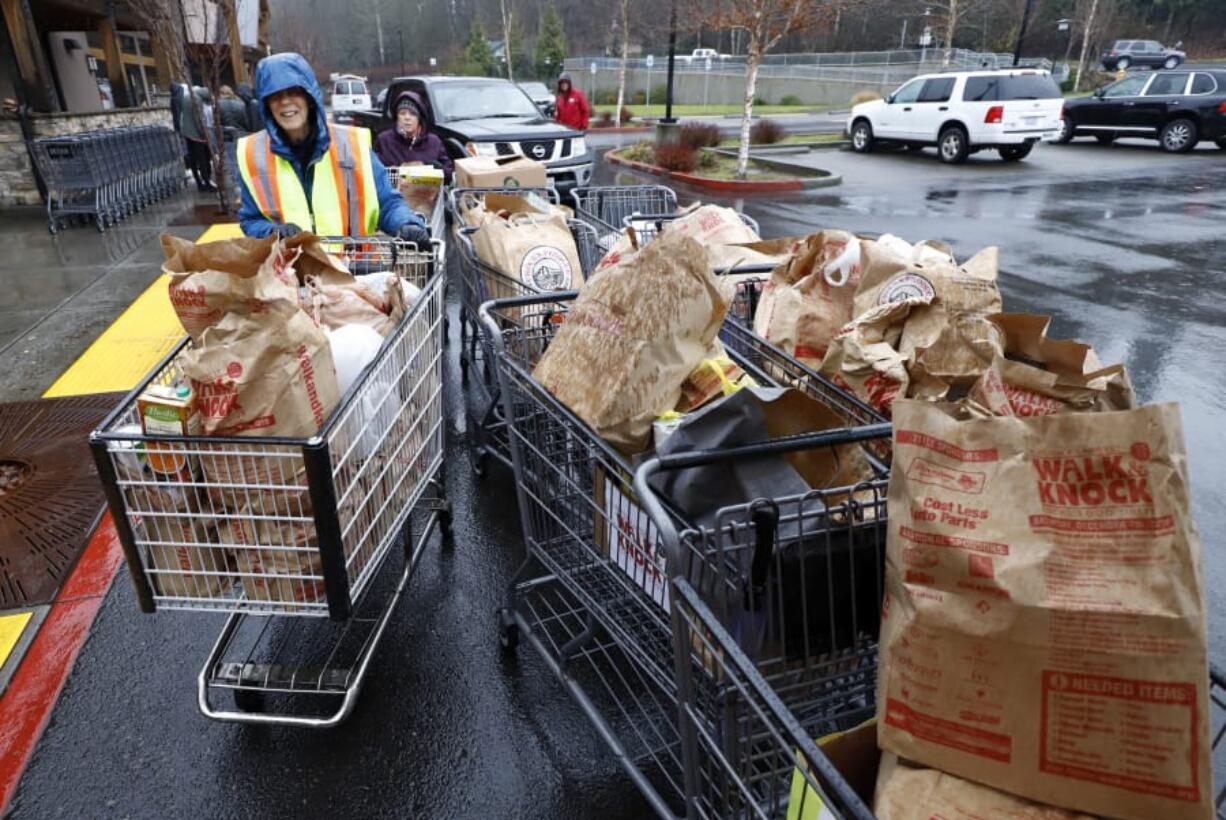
left=6, top=135, right=1226, bottom=819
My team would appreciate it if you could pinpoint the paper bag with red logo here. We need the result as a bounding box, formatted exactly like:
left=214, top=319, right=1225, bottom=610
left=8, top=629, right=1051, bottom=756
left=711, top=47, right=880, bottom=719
left=226, top=512, right=326, bottom=605
left=878, top=398, right=1211, bottom=820
left=181, top=300, right=339, bottom=514
left=753, top=230, right=865, bottom=368
left=963, top=313, right=1136, bottom=418
left=162, top=233, right=297, bottom=340
left=532, top=231, right=727, bottom=453
left=817, top=297, right=925, bottom=416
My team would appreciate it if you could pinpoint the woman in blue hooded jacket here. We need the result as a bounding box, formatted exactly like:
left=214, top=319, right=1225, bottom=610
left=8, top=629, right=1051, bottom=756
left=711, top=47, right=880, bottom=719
left=236, top=52, right=426, bottom=242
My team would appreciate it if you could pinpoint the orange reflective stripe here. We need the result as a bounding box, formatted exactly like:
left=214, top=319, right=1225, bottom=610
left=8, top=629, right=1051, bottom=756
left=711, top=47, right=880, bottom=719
left=347, top=127, right=369, bottom=236
left=264, top=141, right=282, bottom=222
left=243, top=137, right=275, bottom=219
left=327, top=127, right=349, bottom=236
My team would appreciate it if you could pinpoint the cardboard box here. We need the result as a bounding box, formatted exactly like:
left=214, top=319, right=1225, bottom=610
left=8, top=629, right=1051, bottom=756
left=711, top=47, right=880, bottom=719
left=397, top=163, right=445, bottom=214
left=454, top=155, right=547, bottom=189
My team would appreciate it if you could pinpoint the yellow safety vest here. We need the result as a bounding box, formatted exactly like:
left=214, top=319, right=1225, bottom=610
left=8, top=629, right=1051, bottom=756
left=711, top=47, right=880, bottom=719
left=238, top=124, right=379, bottom=236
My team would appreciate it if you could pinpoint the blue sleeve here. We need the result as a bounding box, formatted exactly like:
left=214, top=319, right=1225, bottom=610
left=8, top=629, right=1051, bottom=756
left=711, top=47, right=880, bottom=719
left=237, top=175, right=276, bottom=238
left=371, top=150, right=423, bottom=234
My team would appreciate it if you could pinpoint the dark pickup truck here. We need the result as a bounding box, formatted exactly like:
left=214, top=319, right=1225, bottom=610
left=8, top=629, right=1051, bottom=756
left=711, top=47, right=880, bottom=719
left=352, top=75, right=593, bottom=193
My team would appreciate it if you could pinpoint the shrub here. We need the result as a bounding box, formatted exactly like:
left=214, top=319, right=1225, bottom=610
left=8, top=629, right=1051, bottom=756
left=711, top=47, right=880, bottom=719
left=750, top=118, right=785, bottom=145
left=851, top=90, right=883, bottom=106
left=621, top=141, right=654, bottom=162
left=595, top=87, right=618, bottom=104
left=697, top=149, right=719, bottom=170
left=651, top=82, right=668, bottom=102
left=780, top=94, right=803, bottom=106
left=753, top=95, right=769, bottom=106
left=632, top=89, right=647, bottom=105
left=619, top=106, right=634, bottom=124
left=653, top=142, right=699, bottom=172
left=595, top=110, right=615, bottom=128
left=678, top=121, right=722, bottom=150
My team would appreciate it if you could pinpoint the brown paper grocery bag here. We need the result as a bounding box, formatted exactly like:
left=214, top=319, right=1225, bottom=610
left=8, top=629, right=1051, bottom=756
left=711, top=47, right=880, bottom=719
left=874, top=754, right=1098, bottom=820
left=754, top=230, right=865, bottom=367
left=471, top=207, right=584, bottom=293
left=878, top=399, right=1211, bottom=820
left=163, top=233, right=298, bottom=340
left=532, top=231, right=727, bottom=453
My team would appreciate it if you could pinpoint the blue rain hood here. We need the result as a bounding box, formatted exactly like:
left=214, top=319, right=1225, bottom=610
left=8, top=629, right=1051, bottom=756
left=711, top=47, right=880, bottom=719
left=254, top=52, right=329, bottom=164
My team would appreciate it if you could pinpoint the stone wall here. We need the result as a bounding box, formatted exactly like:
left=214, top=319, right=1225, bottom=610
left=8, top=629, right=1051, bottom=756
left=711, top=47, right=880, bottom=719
left=0, top=107, right=174, bottom=208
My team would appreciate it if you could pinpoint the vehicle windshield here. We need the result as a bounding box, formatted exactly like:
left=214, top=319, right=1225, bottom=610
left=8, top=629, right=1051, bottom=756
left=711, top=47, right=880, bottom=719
left=520, top=82, right=550, bottom=96
left=432, top=82, right=542, bottom=121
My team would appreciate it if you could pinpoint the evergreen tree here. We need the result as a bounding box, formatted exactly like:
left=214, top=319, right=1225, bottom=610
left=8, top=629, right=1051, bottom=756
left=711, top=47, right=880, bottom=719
left=534, top=5, right=568, bottom=81
left=464, top=18, right=496, bottom=76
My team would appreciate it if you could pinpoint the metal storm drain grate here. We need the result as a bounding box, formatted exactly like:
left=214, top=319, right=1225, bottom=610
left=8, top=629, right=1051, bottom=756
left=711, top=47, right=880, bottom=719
left=0, top=395, right=121, bottom=609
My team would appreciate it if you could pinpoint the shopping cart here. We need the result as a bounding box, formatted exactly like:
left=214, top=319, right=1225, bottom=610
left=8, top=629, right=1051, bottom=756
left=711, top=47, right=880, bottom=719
left=479, top=290, right=888, bottom=814
left=32, top=125, right=183, bottom=234
left=453, top=213, right=601, bottom=475
left=571, top=184, right=679, bottom=234
left=668, top=583, right=1226, bottom=820
left=90, top=236, right=449, bottom=727
left=634, top=426, right=891, bottom=817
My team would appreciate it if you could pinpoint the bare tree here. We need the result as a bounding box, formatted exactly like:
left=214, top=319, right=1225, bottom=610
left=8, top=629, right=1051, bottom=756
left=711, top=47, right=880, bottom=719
left=500, top=0, right=515, bottom=81
left=688, top=0, right=842, bottom=179
left=1074, top=0, right=1114, bottom=91
left=613, top=0, right=631, bottom=121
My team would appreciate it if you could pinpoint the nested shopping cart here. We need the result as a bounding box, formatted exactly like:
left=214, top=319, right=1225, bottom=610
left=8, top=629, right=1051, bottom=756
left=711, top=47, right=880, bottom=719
left=90, top=236, right=449, bottom=727
left=571, top=184, right=679, bottom=235
left=666, top=571, right=1226, bottom=819
left=625, top=211, right=762, bottom=248
left=451, top=194, right=602, bottom=475
left=479, top=289, right=888, bottom=814
left=633, top=427, right=891, bottom=818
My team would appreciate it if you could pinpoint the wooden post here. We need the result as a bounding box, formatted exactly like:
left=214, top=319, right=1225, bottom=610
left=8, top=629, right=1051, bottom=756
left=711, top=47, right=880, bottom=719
left=98, top=12, right=132, bottom=108
left=1, top=0, right=60, bottom=110
left=220, top=0, right=245, bottom=85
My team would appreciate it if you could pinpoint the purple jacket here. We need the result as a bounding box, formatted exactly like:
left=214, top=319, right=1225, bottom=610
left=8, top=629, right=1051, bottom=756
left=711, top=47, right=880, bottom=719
left=373, top=127, right=454, bottom=183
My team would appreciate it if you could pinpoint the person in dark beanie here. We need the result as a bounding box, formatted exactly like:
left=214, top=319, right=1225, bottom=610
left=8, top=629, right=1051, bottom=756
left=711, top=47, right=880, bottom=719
left=373, top=90, right=453, bottom=182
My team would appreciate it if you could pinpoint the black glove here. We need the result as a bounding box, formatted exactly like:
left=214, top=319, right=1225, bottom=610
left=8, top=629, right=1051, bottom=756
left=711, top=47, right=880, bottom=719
left=397, top=222, right=430, bottom=246
left=273, top=223, right=302, bottom=238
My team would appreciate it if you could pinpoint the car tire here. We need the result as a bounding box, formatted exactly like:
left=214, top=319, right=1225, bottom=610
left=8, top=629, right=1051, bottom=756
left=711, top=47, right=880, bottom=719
left=1095, top=133, right=1116, bottom=145
left=1116, top=56, right=1131, bottom=70
left=938, top=126, right=969, bottom=164
left=1163, top=56, right=1181, bottom=69
left=850, top=119, right=874, bottom=153
left=1054, top=119, right=1075, bottom=144
left=999, top=144, right=1034, bottom=161
left=1160, top=118, right=1198, bottom=153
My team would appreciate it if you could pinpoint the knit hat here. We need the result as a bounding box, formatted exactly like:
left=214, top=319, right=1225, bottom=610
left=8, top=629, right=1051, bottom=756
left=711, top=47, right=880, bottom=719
left=396, top=96, right=422, bottom=118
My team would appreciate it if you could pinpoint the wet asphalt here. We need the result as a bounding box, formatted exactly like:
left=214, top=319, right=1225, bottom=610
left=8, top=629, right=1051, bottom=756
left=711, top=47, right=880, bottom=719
left=10, top=138, right=1226, bottom=818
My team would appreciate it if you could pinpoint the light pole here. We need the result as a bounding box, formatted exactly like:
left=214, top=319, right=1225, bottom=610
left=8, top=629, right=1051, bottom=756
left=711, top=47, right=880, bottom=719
left=655, top=0, right=680, bottom=144
left=1013, top=0, right=1037, bottom=66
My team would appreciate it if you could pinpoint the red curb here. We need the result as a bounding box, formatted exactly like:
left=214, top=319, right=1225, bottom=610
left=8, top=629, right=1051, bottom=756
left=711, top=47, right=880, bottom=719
left=606, top=149, right=806, bottom=192
left=0, top=514, right=123, bottom=813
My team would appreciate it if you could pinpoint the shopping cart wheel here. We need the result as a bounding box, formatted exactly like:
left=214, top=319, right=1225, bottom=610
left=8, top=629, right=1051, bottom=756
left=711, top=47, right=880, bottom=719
left=497, top=609, right=519, bottom=651
left=233, top=688, right=266, bottom=713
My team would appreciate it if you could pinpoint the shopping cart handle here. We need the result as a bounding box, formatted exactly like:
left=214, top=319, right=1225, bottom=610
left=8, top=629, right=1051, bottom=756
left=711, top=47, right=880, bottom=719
left=646, top=424, right=893, bottom=472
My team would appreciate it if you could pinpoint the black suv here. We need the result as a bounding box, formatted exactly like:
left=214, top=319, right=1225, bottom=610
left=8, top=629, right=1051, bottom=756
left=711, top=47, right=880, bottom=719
left=1101, top=40, right=1185, bottom=71
left=352, top=76, right=592, bottom=192
left=1057, top=69, right=1226, bottom=152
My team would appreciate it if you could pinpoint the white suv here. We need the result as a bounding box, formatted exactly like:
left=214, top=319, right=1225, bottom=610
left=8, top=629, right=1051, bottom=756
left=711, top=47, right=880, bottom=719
left=848, top=69, right=1065, bottom=163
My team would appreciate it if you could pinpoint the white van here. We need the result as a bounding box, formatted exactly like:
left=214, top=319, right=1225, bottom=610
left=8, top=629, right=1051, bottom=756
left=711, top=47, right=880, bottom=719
left=847, top=69, right=1064, bottom=163
left=330, top=74, right=371, bottom=123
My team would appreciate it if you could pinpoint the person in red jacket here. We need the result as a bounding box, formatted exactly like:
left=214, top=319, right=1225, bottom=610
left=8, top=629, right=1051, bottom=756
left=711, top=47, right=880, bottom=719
left=554, top=73, right=591, bottom=131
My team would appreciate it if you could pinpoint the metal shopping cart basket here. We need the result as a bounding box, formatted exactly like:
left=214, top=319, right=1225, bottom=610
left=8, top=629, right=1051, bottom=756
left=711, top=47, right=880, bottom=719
left=626, top=211, right=761, bottom=248
left=90, top=236, right=449, bottom=727
left=453, top=212, right=601, bottom=476
left=634, top=426, right=891, bottom=818
left=571, top=184, right=679, bottom=235
left=667, top=580, right=1226, bottom=820
left=478, top=289, right=888, bottom=815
